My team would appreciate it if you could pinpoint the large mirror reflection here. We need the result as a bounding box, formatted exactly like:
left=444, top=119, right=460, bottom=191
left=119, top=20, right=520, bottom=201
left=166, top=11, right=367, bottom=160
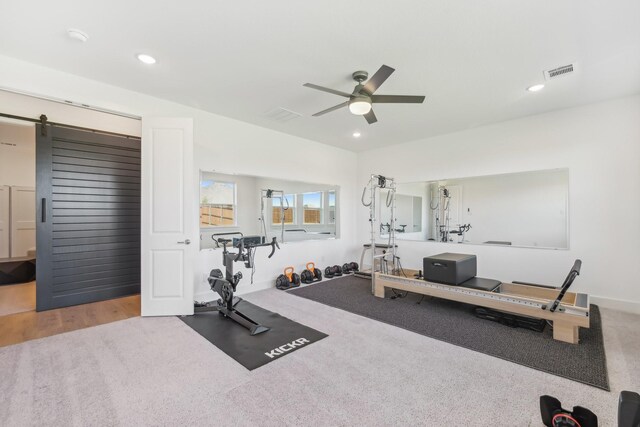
left=380, top=169, right=569, bottom=249
left=200, top=171, right=339, bottom=250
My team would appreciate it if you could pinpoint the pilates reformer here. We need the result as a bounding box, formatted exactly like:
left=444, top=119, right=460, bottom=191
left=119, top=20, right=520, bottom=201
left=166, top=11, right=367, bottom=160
left=374, top=259, right=589, bottom=344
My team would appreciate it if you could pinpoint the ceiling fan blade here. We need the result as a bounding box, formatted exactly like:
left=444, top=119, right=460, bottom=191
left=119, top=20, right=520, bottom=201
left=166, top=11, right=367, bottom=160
left=312, top=101, right=349, bottom=117
left=364, top=109, right=378, bottom=124
left=303, top=83, right=352, bottom=98
left=371, top=95, right=425, bottom=104
left=362, top=65, right=395, bottom=95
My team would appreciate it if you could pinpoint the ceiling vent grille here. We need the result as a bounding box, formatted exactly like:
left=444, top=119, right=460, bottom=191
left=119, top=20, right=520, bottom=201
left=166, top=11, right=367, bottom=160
left=263, top=107, right=303, bottom=123
left=544, top=63, right=576, bottom=81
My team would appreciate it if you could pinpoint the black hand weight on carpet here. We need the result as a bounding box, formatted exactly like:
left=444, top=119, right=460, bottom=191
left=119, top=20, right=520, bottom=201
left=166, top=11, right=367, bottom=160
left=301, top=262, right=323, bottom=284
left=275, top=267, right=301, bottom=290
left=324, top=265, right=342, bottom=278
left=342, top=262, right=359, bottom=274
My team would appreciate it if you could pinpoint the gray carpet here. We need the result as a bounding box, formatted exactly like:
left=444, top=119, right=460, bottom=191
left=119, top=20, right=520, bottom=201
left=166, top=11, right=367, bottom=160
left=1, top=288, right=637, bottom=425
left=289, top=275, right=609, bottom=390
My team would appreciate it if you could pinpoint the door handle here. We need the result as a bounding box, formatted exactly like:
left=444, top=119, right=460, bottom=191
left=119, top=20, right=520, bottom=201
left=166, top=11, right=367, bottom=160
left=41, top=198, right=46, bottom=222
left=177, top=239, right=191, bottom=245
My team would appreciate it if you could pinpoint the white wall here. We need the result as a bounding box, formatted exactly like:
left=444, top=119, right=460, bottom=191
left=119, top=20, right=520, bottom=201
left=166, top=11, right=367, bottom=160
left=0, top=122, right=35, bottom=187
left=0, top=122, right=36, bottom=258
left=357, top=95, right=640, bottom=313
left=0, top=54, right=360, bottom=300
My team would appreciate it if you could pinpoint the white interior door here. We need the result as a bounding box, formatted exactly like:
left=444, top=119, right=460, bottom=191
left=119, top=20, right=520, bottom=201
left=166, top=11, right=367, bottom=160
left=10, top=186, right=35, bottom=257
left=141, top=118, right=195, bottom=316
left=0, top=186, right=9, bottom=258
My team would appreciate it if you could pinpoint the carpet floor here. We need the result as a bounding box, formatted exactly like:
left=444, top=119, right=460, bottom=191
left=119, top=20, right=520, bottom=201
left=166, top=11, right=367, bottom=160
left=288, top=275, right=609, bottom=390
left=1, top=287, right=638, bottom=426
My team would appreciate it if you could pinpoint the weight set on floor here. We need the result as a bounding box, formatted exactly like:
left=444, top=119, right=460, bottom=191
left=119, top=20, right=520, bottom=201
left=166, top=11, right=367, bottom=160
left=300, top=262, right=323, bottom=284
left=276, top=266, right=301, bottom=290
left=324, top=265, right=343, bottom=278
left=342, top=262, right=359, bottom=274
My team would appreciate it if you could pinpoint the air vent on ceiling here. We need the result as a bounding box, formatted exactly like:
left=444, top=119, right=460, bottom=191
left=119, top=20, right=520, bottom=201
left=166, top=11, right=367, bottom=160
left=263, top=107, right=303, bottom=123
left=544, top=63, right=576, bottom=81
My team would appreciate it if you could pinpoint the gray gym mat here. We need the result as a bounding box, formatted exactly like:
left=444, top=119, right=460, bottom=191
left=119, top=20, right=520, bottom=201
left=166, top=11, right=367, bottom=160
left=180, top=300, right=328, bottom=370
left=289, top=275, right=609, bottom=390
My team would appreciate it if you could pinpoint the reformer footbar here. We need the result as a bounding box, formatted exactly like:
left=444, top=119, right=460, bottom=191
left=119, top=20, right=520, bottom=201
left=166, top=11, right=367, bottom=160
left=196, top=237, right=280, bottom=335
left=548, top=259, right=581, bottom=313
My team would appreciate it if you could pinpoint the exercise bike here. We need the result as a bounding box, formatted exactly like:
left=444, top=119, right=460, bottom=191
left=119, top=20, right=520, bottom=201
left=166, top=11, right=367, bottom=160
left=196, top=236, right=280, bottom=335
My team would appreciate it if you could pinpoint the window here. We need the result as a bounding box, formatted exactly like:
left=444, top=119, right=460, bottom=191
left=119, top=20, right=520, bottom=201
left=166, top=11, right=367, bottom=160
left=328, top=191, right=336, bottom=224
left=200, top=179, right=236, bottom=226
left=303, top=192, right=323, bottom=224
left=272, top=194, right=295, bottom=225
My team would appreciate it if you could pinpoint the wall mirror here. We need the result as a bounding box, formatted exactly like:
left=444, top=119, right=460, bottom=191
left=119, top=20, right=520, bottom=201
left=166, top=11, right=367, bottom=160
left=200, top=171, right=339, bottom=250
left=380, top=168, right=569, bottom=249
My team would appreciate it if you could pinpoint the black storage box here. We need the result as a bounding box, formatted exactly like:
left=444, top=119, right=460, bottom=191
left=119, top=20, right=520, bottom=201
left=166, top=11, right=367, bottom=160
left=423, top=253, right=477, bottom=285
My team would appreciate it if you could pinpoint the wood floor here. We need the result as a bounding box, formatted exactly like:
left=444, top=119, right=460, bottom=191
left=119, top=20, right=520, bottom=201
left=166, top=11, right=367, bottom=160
left=0, top=281, right=140, bottom=348
left=0, top=281, right=36, bottom=316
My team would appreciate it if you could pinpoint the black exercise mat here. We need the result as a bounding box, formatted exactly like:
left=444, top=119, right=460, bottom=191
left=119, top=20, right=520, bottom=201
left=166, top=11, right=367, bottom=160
left=180, top=300, right=328, bottom=370
left=289, top=276, right=609, bottom=390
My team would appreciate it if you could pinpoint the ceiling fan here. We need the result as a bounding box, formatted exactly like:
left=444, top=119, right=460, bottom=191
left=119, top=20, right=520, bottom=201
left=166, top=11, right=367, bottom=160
left=303, top=65, right=425, bottom=124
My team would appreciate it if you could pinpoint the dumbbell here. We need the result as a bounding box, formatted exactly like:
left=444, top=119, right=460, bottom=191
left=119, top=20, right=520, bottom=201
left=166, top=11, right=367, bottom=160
left=276, top=266, right=301, bottom=290
left=301, top=262, right=323, bottom=284
left=342, top=262, right=359, bottom=274
left=324, top=265, right=343, bottom=278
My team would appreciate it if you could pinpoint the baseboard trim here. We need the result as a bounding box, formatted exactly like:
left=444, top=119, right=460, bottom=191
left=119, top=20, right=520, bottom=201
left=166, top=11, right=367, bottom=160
left=590, top=295, right=640, bottom=315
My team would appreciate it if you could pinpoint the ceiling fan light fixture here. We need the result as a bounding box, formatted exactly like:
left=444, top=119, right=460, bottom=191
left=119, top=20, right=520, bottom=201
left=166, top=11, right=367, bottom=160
left=349, top=100, right=372, bottom=115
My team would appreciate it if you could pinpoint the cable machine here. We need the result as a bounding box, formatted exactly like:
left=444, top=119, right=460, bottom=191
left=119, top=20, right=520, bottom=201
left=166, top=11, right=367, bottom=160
left=430, top=185, right=452, bottom=242
left=360, top=174, right=399, bottom=294
left=259, top=189, right=288, bottom=244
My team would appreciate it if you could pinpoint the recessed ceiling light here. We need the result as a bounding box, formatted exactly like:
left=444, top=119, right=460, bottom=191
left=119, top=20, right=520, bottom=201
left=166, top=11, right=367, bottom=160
left=137, top=54, right=156, bottom=65
left=353, top=131, right=361, bottom=138
left=527, top=84, right=545, bottom=92
left=67, top=28, right=89, bottom=42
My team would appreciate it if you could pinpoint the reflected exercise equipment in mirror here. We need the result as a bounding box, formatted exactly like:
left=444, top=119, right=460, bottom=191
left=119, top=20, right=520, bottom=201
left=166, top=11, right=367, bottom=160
left=380, top=169, right=569, bottom=249
left=200, top=171, right=339, bottom=250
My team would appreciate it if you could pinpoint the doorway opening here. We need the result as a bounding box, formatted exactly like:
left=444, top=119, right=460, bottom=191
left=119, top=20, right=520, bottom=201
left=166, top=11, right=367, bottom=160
left=0, top=89, right=143, bottom=346
left=0, top=120, right=36, bottom=316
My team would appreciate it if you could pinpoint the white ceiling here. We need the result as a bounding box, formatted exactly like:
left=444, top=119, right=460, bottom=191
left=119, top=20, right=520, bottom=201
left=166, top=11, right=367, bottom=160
left=0, top=1, right=638, bottom=152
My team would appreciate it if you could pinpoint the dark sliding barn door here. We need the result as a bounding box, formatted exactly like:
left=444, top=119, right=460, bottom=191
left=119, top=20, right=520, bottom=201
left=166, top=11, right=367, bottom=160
left=36, top=124, right=141, bottom=311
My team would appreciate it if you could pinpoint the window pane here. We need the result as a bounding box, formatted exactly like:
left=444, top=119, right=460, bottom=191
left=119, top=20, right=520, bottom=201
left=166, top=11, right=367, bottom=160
left=272, top=194, right=295, bottom=224
left=328, top=191, right=336, bottom=224
left=303, top=192, right=322, bottom=224
left=200, top=180, right=235, bottom=226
